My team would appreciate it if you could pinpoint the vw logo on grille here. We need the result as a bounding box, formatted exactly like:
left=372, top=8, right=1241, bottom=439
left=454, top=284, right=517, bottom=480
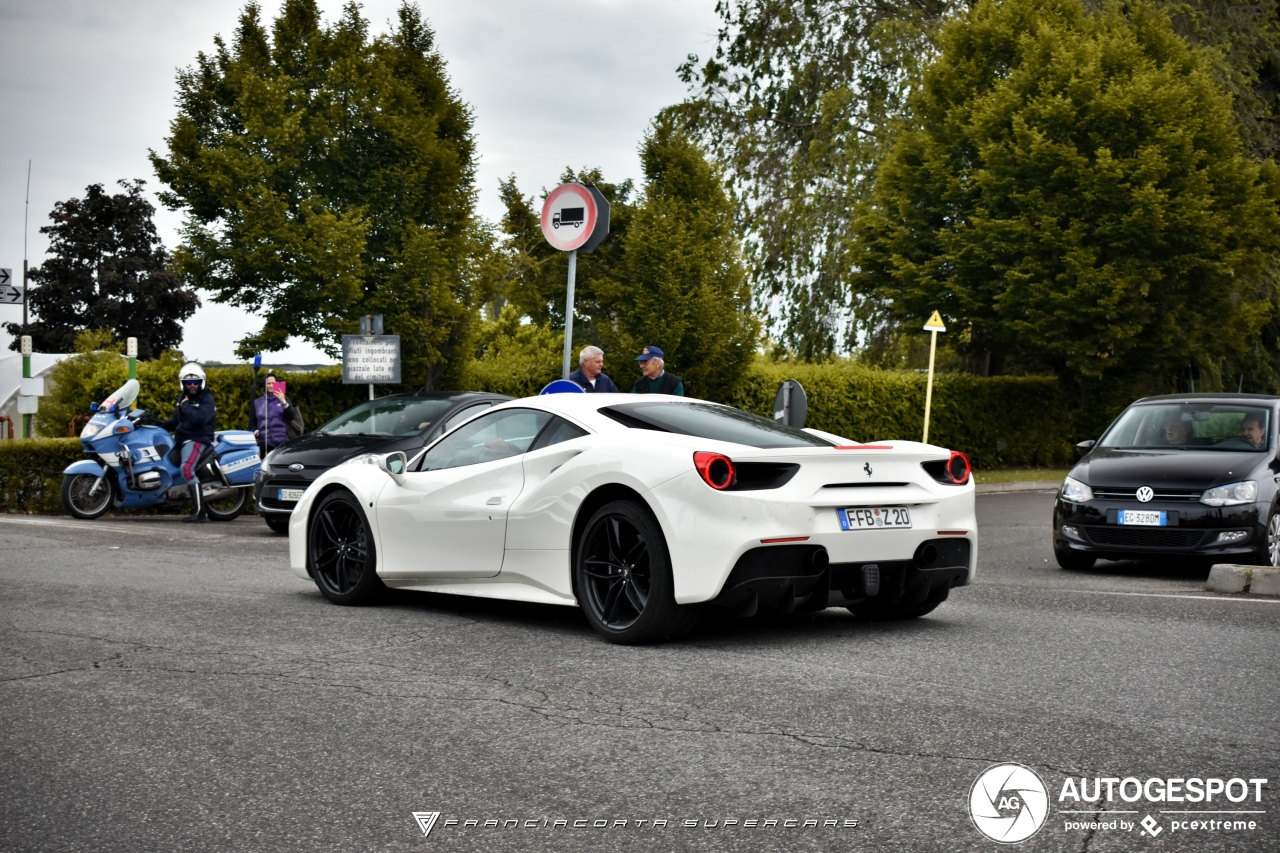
left=1136, top=486, right=1154, bottom=503
left=289, top=463, right=304, bottom=472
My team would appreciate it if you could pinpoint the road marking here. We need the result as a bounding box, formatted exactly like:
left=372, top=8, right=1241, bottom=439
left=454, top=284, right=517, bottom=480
left=1072, top=589, right=1280, bottom=604
left=0, top=516, right=248, bottom=538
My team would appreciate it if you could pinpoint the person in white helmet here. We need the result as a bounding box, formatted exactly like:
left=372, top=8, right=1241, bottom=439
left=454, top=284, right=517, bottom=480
left=162, top=362, right=217, bottom=523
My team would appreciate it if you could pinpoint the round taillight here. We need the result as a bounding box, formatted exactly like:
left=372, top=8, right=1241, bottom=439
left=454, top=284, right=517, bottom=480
left=946, top=450, right=971, bottom=484
left=693, top=451, right=736, bottom=490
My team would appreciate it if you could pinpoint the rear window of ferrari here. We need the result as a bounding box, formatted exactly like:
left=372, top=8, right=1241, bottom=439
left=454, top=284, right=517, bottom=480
left=599, top=401, right=832, bottom=449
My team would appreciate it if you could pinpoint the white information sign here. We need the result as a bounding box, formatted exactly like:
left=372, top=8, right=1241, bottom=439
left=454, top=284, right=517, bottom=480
left=342, top=335, right=401, bottom=384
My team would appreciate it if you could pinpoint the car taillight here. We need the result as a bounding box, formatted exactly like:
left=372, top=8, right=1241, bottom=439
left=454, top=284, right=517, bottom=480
left=693, top=451, right=736, bottom=490
left=946, top=451, right=971, bottom=484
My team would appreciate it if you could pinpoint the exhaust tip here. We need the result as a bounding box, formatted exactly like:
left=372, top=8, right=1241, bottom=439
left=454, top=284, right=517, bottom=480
left=811, top=548, right=830, bottom=571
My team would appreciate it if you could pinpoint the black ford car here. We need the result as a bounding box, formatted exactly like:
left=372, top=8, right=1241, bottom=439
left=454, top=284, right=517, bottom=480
left=254, top=392, right=511, bottom=533
left=1053, top=394, right=1280, bottom=569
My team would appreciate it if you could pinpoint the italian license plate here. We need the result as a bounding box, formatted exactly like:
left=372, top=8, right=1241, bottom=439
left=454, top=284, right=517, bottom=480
left=838, top=507, right=912, bottom=530
left=278, top=488, right=305, bottom=502
left=1118, top=510, right=1166, bottom=526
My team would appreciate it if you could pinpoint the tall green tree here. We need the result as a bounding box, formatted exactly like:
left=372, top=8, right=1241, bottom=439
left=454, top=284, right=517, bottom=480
left=493, top=120, right=758, bottom=401
left=3, top=180, right=197, bottom=358
left=150, top=0, right=485, bottom=389
left=855, top=0, right=1280, bottom=386
left=676, top=0, right=962, bottom=356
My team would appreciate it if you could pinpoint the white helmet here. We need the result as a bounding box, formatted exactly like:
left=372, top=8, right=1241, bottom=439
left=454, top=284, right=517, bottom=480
left=179, top=361, right=206, bottom=392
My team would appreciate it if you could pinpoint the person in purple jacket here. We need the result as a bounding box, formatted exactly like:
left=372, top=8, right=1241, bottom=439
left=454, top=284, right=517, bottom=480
left=250, top=373, right=303, bottom=456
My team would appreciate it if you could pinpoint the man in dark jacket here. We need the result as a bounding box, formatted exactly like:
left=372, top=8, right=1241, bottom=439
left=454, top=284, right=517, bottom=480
left=162, top=362, right=217, bottom=523
left=631, top=345, right=684, bottom=395
left=568, top=346, right=619, bottom=393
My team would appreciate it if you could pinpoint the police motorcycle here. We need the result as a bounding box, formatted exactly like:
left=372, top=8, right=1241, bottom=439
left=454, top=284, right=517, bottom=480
left=60, top=378, right=261, bottom=520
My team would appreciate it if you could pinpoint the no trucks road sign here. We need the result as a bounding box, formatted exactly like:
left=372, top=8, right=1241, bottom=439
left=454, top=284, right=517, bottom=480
left=540, top=183, right=610, bottom=253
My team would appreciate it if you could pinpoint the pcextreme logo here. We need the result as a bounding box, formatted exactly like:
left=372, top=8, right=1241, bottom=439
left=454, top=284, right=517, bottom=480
left=969, top=763, right=1051, bottom=843
left=413, top=812, right=440, bottom=838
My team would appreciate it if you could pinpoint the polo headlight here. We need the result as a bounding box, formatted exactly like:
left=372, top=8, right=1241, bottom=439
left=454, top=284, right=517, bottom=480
left=1060, top=476, right=1093, bottom=503
left=1200, top=480, right=1258, bottom=507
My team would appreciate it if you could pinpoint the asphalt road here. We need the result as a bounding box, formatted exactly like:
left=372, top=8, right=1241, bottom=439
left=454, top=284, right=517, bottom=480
left=1, top=491, right=1276, bottom=853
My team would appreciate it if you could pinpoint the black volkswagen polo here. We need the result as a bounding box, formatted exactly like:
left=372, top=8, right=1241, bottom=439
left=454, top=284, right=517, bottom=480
left=254, top=391, right=511, bottom=533
left=1053, top=394, right=1280, bottom=569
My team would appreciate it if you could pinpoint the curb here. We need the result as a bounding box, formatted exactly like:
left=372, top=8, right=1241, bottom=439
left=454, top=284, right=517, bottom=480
left=975, top=480, right=1061, bottom=494
left=1206, top=565, right=1280, bottom=596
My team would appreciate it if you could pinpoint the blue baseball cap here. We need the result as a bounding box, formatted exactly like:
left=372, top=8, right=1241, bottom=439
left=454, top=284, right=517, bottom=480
left=635, top=345, right=664, bottom=362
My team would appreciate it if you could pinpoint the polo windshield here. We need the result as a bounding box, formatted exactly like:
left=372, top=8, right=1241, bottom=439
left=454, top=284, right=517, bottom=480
left=1098, top=403, right=1272, bottom=451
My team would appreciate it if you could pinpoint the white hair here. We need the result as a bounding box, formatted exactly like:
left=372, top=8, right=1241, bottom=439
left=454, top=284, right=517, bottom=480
left=579, top=345, right=604, bottom=362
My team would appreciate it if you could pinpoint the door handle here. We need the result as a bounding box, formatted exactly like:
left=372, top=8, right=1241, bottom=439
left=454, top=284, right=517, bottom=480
left=486, top=496, right=502, bottom=505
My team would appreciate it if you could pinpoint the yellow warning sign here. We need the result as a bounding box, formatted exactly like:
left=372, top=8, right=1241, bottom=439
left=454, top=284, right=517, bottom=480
left=923, top=310, right=946, bottom=332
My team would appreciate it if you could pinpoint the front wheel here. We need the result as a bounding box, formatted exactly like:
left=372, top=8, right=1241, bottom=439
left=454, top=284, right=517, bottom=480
left=574, top=499, right=698, bottom=644
left=308, top=490, right=383, bottom=605
left=1054, top=543, right=1096, bottom=571
left=205, top=487, right=247, bottom=521
left=1256, top=511, right=1280, bottom=566
left=264, top=515, right=290, bottom=535
left=61, top=474, right=112, bottom=519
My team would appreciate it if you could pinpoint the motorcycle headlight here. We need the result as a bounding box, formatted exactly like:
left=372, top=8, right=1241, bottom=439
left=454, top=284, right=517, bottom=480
left=1200, top=480, right=1258, bottom=507
left=1060, top=476, right=1093, bottom=503
left=340, top=453, right=381, bottom=467
left=80, top=422, right=103, bottom=440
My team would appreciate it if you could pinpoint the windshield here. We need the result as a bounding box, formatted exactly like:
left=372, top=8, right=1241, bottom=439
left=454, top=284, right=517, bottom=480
left=321, top=397, right=454, bottom=437
left=98, top=379, right=139, bottom=413
left=600, top=401, right=833, bottom=449
left=1098, top=402, right=1272, bottom=451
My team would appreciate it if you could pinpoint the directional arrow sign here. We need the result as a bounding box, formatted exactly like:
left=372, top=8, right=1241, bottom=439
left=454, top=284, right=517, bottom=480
left=923, top=310, right=946, bottom=332
left=0, top=268, right=10, bottom=286
left=0, top=284, right=21, bottom=305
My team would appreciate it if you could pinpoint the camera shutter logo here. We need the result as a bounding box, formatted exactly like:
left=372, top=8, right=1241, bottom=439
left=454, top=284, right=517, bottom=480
left=1136, top=486, right=1154, bottom=503
left=412, top=812, right=440, bottom=837
left=968, top=763, right=1049, bottom=843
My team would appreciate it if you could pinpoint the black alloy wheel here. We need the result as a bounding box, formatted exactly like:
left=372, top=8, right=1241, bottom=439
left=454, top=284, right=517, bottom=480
left=308, top=490, right=383, bottom=605
left=574, top=499, right=697, bottom=644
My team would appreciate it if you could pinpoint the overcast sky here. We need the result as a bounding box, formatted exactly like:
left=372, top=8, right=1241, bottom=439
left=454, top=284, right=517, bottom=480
left=0, top=0, right=722, bottom=364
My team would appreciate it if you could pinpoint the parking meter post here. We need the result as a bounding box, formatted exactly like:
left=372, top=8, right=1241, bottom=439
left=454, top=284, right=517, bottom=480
left=21, top=335, right=32, bottom=438
left=561, top=249, right=577, bottom=380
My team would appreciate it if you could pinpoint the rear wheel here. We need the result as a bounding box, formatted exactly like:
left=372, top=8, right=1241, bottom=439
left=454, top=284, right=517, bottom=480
left=848, top=582, right=950, bottom=621
left=61, top=474, right=112, bottom=520
left=1054, top=543, right=1096, bottom=571
left=574, top=499, right=698, bottom=644
left=205, top=487, right=247, bottom=521
left=308, top=490, right=383, bottom=605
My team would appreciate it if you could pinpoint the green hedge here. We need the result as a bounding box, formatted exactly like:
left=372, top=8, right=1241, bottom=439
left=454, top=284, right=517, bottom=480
left=0, top=438, right=84, bottom=514
left=725, top=360, right=1074, bottom=468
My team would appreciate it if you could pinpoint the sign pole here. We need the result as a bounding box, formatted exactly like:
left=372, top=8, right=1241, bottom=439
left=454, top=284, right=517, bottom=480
left=127, top=338, right=138, bottom=409
left=921, top=310, right=947, bottom=444
left=561, top=250, right=577, bottom=380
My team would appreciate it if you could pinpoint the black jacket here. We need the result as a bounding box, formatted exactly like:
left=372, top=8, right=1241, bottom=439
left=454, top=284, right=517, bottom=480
left=568, top=368, right=619, bottom=393
left=631, top=372, right=683, bottom=395
left=163, top=388, right=217, bottom=446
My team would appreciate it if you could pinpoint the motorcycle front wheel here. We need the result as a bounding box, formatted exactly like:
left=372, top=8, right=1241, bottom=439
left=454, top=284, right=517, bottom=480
left=61, top=474, right=112, bottom=519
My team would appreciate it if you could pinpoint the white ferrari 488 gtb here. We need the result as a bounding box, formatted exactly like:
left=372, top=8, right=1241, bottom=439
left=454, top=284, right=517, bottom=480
left=288, top=394, right=976, bottom=644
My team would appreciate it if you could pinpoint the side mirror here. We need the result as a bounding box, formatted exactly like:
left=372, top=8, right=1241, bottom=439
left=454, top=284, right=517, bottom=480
left=378, top=451, right=407, bottom=485
left=1075, top=439, right=1096, bottom=458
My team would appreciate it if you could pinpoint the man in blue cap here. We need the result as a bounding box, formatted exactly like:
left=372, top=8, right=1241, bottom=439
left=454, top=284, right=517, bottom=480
left=631, top=345, right=684, bottom=395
